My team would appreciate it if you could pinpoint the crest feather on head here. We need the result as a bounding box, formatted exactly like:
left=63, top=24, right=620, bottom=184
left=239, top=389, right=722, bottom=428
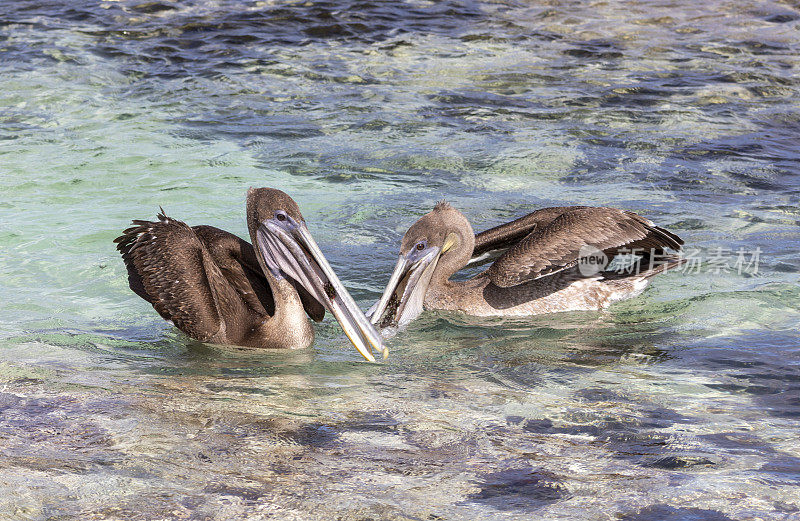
left=434, top=199, right=452, bottom=211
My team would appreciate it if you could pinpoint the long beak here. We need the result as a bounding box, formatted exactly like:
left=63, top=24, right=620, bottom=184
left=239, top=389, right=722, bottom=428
left=368, top=247, right=441, bottom=329
left=257, top=221, right=387, bottom=362
left=367, top=256, right=409, bottom=326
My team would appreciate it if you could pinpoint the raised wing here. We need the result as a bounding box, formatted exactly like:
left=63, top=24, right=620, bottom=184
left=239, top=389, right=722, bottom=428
left=194, top=224, right=324, bottom=322
left=486, top=207, right=683, bottom=288
left=191, top=224, right=275, bottom=318
left=114, top=212, right=229, bottom=340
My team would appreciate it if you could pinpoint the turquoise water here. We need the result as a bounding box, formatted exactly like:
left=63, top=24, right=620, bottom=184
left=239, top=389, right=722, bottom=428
left=1, top=0, right=800, bottom=519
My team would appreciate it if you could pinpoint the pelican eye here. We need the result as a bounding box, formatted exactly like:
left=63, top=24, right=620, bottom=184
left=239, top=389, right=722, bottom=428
left=415, top=241, right=426, bottom=251
left=275, top=211, right=287, bottom=222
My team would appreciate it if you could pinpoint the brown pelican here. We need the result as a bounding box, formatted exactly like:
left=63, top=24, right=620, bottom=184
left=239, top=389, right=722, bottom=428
left=368, top=203, right=684, bottom=328
left=115, top=187, right=386, bottom=361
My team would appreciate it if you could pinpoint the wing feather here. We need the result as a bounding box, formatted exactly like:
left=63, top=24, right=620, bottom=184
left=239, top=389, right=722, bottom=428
left=486, top=207, right=683, bottom=288
left=115, top=213, right=224, bottom=340
left=472, top=206, right=581, bottom=258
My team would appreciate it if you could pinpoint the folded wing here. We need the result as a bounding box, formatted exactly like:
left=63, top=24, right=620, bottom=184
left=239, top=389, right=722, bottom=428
left=484, top=207, right=683, bottom=288
left=472, top=206, right=583, bottom=259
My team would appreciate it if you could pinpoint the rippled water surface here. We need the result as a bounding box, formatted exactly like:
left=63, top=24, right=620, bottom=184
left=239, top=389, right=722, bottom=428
left=2, top=0, right=800, bottom=519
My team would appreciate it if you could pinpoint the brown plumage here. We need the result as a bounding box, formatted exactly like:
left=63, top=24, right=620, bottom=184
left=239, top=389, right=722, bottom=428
left=484, top=206, right=683, bottom=287
left=115, top=188, right=384, bottom=360
left=369, top=203, right=685, bottom=328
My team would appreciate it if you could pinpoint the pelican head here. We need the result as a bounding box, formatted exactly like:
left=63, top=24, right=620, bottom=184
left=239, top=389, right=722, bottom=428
left=368, top=201, right=474, bottom=329
left=247, top=187, right=387, bottom=361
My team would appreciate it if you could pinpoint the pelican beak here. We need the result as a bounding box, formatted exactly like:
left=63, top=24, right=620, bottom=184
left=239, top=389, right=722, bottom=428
left=368, top=246, right=441, bottom=329
left=255, top=219, right=387, bottom=362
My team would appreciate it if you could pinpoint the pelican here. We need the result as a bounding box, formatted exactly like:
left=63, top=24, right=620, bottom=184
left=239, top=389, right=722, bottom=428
left=115, top=187, right=386, bottom=361
left=368, top=203, right=684, bottom=329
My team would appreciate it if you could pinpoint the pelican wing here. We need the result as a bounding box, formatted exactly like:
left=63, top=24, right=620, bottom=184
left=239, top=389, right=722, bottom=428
left=472, top=206, right=583, bottom=259
left=115, top=213, right=236, bottom=341
left=192, top=225, right=276, bottom=318
left=486, top=207, right=683, bottom=288
left=193, top=225, right=324, bottom=322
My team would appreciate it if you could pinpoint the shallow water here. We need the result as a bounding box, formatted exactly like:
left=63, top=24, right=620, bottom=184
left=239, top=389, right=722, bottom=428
left=1, top=0, right=800, bottom=519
